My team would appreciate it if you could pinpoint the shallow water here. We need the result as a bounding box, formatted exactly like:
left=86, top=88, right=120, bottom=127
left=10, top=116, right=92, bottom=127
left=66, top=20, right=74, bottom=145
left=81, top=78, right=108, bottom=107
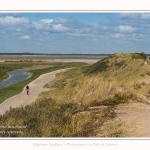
left=0, top=70, right=31, bottom=88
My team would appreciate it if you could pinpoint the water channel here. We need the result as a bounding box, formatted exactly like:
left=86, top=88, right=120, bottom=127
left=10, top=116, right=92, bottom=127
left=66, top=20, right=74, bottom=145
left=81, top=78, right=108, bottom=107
left=0, top=69, right=31, bottom=88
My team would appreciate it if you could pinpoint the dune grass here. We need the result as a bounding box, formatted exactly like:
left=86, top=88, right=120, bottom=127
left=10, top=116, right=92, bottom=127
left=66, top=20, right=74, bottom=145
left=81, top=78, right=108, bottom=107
left=0, top=53, right=150, bottom=137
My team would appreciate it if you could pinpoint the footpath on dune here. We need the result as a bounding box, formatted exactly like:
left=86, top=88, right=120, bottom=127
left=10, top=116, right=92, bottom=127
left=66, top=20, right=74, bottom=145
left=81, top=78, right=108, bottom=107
left=0, top=68, right=68, bottom=115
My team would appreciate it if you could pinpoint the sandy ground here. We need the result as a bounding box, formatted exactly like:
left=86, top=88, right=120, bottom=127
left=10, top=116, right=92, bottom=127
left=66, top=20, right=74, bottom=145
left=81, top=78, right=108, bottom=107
left=52, top=59, right=99, bottom=64
left=0, top=54, right=105, bottom=64
left=0, top=68, right=69, bottom=115
left=0, top=59, right=99, bottom=64
left=114, top=102, right=150, bottom=137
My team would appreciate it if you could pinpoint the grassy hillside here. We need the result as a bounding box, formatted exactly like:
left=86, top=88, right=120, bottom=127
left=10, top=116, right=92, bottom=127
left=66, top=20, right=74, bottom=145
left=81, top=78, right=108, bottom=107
left=0, top=53, right=150, bottom=137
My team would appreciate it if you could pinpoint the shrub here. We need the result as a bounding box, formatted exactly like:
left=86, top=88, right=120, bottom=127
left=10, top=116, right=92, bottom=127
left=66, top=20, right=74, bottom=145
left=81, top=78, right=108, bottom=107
left=90, top=93, right=134, bottom=107
left=131, top=52, right=147, bottom=60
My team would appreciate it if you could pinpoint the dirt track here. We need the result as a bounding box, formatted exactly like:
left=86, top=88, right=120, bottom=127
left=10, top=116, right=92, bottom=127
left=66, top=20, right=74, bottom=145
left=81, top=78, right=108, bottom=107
left=0, top=68, right=68, bottom=115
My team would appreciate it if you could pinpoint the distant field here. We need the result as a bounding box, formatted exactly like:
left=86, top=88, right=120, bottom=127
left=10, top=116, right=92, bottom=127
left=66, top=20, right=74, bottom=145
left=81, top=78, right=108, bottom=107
left=0, top=54, right=108, bottom=61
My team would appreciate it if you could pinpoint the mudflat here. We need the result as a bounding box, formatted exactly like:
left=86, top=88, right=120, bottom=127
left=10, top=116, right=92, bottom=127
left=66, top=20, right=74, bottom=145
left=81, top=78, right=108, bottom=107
left=0, top=54, right=107, bottom=64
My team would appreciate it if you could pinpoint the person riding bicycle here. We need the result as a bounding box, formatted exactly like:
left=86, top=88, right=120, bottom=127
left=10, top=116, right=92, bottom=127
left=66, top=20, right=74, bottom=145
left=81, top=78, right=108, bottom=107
left=26, top=85, right=29, bottom=95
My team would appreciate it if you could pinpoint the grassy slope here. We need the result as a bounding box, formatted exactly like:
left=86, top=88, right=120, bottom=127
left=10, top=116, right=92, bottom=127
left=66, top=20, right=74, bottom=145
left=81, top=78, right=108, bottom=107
left=0, top=53, right=150, bottom=137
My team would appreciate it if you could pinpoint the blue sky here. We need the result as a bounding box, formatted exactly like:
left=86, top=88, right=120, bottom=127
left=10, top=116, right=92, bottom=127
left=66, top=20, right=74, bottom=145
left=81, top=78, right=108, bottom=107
left=0, top=12, right=150, bottom=54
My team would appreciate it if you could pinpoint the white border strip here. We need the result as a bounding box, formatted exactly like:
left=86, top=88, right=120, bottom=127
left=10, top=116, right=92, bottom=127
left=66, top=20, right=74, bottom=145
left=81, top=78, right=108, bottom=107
left=0, top=0, right=150, bottom=11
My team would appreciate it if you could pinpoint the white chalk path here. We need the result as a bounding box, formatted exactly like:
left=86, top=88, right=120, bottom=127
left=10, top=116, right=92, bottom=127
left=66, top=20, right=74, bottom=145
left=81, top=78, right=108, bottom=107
left=0, top=68, right=68, bottom=115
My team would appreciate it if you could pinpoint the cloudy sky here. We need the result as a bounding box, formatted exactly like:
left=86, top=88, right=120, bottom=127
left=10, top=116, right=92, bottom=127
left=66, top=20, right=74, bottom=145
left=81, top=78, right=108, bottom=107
left=0, top=12, right=150, bottom=54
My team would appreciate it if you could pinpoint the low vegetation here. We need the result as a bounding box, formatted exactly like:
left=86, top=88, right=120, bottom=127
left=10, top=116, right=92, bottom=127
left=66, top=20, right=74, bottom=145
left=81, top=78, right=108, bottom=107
left=0, top=52, right=150, bottom=137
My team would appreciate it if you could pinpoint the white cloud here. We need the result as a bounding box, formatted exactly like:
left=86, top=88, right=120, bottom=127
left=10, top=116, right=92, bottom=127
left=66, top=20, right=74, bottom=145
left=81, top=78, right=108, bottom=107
left=0, top=16, right=29, bottom=26
left=16, top=29, right=21, bottom=32
left=40, top=19, right=53, bottom=25
left=52, top=24, right=68, bottom=32
left=133, top=33, right=143, bottom=38
left=141, top=13, right=150, bottom=19
left=132, top=37, right=143, bottom=41
left=113, top=33, right=124, bottom=38
left=40, top=18, right=67, bottom=25
left=32, top=22, right=51, bottom=31
left=119, top=13, right=150, bottom=20
left=19, top=35, right=30, bottom=40
left=119, top=25, right=136, bottom=33
left=33, top=22, right=45, bottom=30
left=53, top=18, right=67, bottom=24
left=67, top=32, right=88, bottom=37
left=119, top=13, right=139, bottom=19
left=32, top=21, right=68, bottom=33
left=101, top=26, right=109, bottom=30
left=92, top=38, right=98, bottom=41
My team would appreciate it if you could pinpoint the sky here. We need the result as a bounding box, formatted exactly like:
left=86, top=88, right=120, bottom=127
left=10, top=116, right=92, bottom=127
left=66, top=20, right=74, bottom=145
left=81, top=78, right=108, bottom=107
left=0, top=12, right=150, bottom=54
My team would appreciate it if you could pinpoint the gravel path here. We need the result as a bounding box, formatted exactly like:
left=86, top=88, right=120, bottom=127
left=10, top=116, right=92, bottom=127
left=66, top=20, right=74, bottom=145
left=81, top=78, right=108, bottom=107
left=0, top=68, right=68, bottom=115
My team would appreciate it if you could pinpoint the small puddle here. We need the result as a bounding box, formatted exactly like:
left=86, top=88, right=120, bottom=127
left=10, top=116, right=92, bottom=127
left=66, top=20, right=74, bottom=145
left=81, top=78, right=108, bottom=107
left=0, top=69, right=31, bottom=88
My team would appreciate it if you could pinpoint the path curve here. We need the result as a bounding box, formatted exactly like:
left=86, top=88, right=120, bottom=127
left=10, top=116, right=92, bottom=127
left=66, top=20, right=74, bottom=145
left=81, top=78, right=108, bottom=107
left=0, top=68, right=68, bottom=115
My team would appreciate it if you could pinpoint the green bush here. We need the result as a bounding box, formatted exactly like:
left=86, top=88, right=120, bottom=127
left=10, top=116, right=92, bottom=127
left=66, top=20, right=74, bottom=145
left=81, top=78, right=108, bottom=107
left=131, top=52, right=147, bottom=60
left=90, top=93, right=134, bottom=107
